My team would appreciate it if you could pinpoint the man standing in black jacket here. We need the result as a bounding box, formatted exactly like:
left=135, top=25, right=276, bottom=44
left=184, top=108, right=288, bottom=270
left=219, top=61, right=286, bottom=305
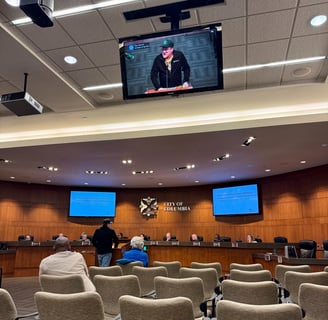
left=92, top=218, right=119, bottom=267
left=151, top=39, right=191, bottom=90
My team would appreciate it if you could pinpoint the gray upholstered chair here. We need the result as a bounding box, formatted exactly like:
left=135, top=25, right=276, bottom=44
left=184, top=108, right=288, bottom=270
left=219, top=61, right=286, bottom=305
left=89, top=265, right=123, bottom=283
left=179, top=267, right=218, bottom=300
left=191, top=261, right=222, bottom=280
left=131, top=266, right=168, bottom=297
left=230, top=269, right=272, bottom=282
left=221, top=279, right=279, bottom=305
left=119, top=295, right=194, bottom=320
left=274, top=264, right=311, bottom=288
left=117, top=261, right=143, bottom=275
left=154, top=275, right=205, bottom=319
left=94, top=274, right=141, bottom=318
left=216, top=300, right=302, bottom=320
left=299, top=283, right=328, bottom=320
left=35, top=291, right=104, bottom=320
left=230, top=262, right=263, bottom=271
left=152, top=261, right=181, bottom=278
left=0, top=288, right=38, bottom=320
left=284, top=271, right=328, bottom=304
left=39, top=274, right=85, bottom=293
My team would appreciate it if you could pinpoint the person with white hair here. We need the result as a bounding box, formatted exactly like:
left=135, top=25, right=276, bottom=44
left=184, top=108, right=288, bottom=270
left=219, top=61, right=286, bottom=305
left=122, top=236, right=149, bottom=267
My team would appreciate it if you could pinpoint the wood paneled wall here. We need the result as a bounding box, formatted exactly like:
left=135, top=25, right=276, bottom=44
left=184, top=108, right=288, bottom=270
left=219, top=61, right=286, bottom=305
left=0, top=165, right=327, bottom=245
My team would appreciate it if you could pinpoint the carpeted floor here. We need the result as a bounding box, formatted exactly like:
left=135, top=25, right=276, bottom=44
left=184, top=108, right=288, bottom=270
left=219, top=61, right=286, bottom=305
left=2, top=276, right=40, bottom=316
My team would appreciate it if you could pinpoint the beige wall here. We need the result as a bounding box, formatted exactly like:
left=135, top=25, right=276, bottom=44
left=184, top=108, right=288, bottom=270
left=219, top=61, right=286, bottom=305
left=0, top=165, right=327, bottom=245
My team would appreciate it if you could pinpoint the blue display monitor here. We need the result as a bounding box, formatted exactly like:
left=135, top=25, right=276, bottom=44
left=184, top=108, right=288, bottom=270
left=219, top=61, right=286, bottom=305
left=212, top=184, right=260, bottom=216
left=68, top=190, right=116, bottom=218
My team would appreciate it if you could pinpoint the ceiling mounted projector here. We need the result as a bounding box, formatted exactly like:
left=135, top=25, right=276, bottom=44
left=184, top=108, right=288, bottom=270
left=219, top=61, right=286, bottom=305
left=0, top=73, right=43, bottom=116
left=19, top=0, right=54, bottom=28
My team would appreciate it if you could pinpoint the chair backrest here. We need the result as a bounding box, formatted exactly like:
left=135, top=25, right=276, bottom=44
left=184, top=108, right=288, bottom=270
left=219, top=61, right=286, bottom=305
left=39, top=274, right=85, bottom=293
left=222, top=280, right=279, bottom=305
left=274, top=264, right=311, bottom=288
left=216, top=300, right=302, bottom=320
left=117, top=261, right=143, bottom=275
left=131, top=266, right=168, bottom=297
left=94, top=274, right=140, bottom=316
left=152, top=261, right=181, bottom=278
left=324, top=266, right=328, bottom=272
left=190, top=235, right=203, bottom=241
left=119, top=295, right=194, bottom=320
left=89, top=265, right=123, bottom=283
left=0, top=288, right=17, bottom=320
left=299, top=283, right=328, bottom=320
left=35, top=291, right=104, bottom=320
left=230, top=262, right=263, bottom=271
left=284, top=271, right=328, bottom=304
left=154, top=275, right=205, bottom=318
left=274, top=236, right=288, bottom=243
left=323, top=240, right=328, bottom=258
left=230, top=269, right=272, bottom=282
left=18, top=235, right=34, bottom=241
left=191, top=261, right=222, bottom=279
left=179, top=267, right=218, bottom=299
left=299, top=240, right=317, bottom=258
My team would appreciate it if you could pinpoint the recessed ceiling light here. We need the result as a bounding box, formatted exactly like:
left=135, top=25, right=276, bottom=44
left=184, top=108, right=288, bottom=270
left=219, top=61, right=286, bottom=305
left=310, top=15, right=327, bottom=27
left=300, top=160, right=307, bottom=164
left=265, top=169, right=271, bottom=172
left=122, top=159, right=132, bottom=164
left=0, top=158, right=12, bottom=163
left=64, top=55, right=77, bottom=64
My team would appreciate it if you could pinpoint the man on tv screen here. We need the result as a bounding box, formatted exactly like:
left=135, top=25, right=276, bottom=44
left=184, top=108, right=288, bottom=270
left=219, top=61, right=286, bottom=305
left=150, top=39, right=191, bottom=91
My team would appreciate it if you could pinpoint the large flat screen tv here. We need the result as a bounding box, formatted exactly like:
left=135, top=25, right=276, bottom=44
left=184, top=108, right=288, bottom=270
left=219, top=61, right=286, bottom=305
left=68, top=191, right=116, bottom=218
left=212, top=184, right=260, bottom=216
left=119, top=23, right=223, bottom=100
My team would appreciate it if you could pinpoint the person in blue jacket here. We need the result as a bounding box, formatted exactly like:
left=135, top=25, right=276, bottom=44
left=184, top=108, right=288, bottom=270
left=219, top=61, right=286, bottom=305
left=123, top=235, right=149, bottom=267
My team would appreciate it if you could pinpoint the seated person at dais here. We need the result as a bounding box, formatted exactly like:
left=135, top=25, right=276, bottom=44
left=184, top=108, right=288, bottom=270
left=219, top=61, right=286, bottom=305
left=39, top=236, right=95, bottom=291
left=80, top=232, right=91, bottom=245
left=122, top=236, right=149, bottom=267
left=190, top=233, right=203, bottom=241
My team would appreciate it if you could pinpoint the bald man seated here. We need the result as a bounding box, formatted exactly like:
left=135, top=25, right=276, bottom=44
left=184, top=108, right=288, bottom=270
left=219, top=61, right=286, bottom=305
left=39, top=236, right=95, bottom=291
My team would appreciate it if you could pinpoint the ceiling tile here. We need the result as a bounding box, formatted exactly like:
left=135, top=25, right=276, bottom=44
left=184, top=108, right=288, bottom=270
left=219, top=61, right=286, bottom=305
left=293, top=3, right=328, bottom=36
left=247, top=9, right=296, bottom=43
left=198, top=0, right=246, bottom=23
left=45, top=46, right=94, bottom=71
left=99, top=3, right=155, bottom=39
left=247, top=0, right=297, bottom=14
left=57, top=11, right=114, bottom=44
left=66, top=68, right=108, bottom=88
left=282, top=61, right=324, bottom=82
left=18, top=23, right=75, bottom=51
left=247, top=39, right=289, bottom=64
left=222, top=17, right=246, bottom=47
left=288, top=34, right=328, bottom=58
left=81, top=40, right=120, bottom=67
left=246, top=67, right=283, bottom=88
left=99, top=65, right=122, bottom=83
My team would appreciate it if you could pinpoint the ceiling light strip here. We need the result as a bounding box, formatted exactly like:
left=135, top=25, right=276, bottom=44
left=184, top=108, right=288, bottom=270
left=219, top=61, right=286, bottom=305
left=11, top=0, right=137, bottom=25
left=223, top=56, right=326, bottom=73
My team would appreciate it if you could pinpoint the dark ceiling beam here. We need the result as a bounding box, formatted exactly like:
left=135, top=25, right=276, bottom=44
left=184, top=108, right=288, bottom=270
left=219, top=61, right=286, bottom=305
left=124, top=0, right=225, bottom=30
